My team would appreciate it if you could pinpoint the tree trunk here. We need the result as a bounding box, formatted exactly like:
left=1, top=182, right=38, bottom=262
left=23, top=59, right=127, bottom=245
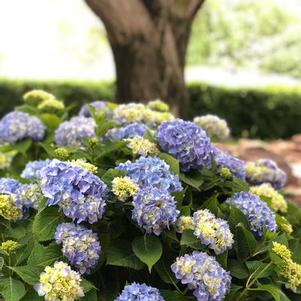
left=85, top=0, right=204, bottom=116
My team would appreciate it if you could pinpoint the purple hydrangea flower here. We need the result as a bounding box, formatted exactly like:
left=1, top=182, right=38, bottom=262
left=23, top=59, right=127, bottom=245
left=212, top=146, right=246, bottom=180
left=0, top=178, right=21, bottom=194
left=79, top=101, right=109, bottom=117
left=245, top=159, right=287, bottom=190
left=132, top=187, right=179, bottom=235
left=226, top=191, right=277, bottom=236
left=40, top=159, right=107, bottom=224
left=21, top=159, right=51, bottom=181
left=171, top=251, right=231, bottom=301
left=157, top=119, right=212, bottom=172
left=115, top=282, right=164, bottom=301
left=55, top=116, right=96, bottom=147
left=116, top=156, right=182, bottom=193
left=55, top=223, right=101, bottom=274
left=106, top=123, right=148, bottom=141
left=0, top=111, right=45, bottom=144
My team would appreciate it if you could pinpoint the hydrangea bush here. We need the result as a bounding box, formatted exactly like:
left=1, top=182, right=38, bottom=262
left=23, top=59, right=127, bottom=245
left=0, top=91, right=300, bottom=301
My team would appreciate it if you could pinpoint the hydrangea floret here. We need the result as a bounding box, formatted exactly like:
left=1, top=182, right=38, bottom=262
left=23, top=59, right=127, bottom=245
left=157, top=119, right=212, bottom=172
left=226, top=191, right=277, bottom=237
left=171, top=251, right=231, bottom=301
left=34, top=261, right=84, bottom=301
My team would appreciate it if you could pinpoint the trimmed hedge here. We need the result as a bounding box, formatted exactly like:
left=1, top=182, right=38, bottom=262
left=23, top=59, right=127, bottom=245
left=1, top=78, right=301, bottom=139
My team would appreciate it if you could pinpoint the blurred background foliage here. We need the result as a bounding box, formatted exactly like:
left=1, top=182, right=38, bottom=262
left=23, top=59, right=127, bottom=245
left=188, top=0, right=301, bottom=77
left=1, top=0, right=301, bottom=139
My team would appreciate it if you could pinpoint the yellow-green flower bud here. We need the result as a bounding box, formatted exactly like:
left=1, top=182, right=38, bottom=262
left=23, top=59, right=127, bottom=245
left=23, top=89, right=55, bottom=106
left=54, top=147, right=70, bottom=160
left=147, top=99, right=170, bottom=112
left=176, top=216, right=194, bottom=233
left=70, top=159, right=98, bottom=174
left=37, top=98, right=65, bottom=112
left=112, top=176, right=139, bottom=201
left=0, top=240, right=20, bottom=254
left=126, top=137, right=158, bottom=156
left=0, top=194, right=22, bottom=221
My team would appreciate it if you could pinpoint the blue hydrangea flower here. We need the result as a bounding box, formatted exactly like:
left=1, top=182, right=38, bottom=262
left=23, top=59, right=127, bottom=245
left=212, top=146, right=246, bottom=180
left=21, top=159, right=51, bottom=181
left=245, top=159, right=287, bottom=190
left=55, top=223, right=101, bottom=274
left=55, top=116, right=96, bottom=147
left=0, top=178, right=21, bottom=194
left=106, top=123, right=148, bottom=141
left=0, top=111, right=45, bottom=144
left=40, top=159, right=107, bottom=224
left=79, top=101, right=110, bottom=117
left=132, top=187, right=179, bottom=236
left=15, top=183, right=42, bottom=211
left=226, top=191, right=277, bottom=236
left=157, top=119, right=212, bottom=172
left=171, top=251, right=231, bottom=301
left=116, top=156, right=182, bottom=193
left=115, top=282, right=164, bottom=301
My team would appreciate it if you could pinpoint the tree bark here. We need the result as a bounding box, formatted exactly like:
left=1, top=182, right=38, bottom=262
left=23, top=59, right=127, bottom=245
left=85, top=0, right=204, bottom=116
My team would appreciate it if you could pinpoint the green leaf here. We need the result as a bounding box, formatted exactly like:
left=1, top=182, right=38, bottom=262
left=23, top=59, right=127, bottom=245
left=0, top=257, right=4, bottom=270
left=236, top=224, right=257, bottom=260
left=105, top=240, right=144, bottom=270
left=249, top=284, right=291, bottom=301
left=228, top=259, right=249, bottom=279
left=180, top=172, right=203, bottom=190
left=32, top=206, right=64, bottom=241
left=227, top=206, right=249, bottom=231
left=0, top=277, right=26, bottom=301
left=20, top=288, right=43, bottom=301
left=13, top=139, right=32, bottom=155
left=27, top=242, right=61, bottom=267
left=81, top=279, right=97, bottom=293
left=9, top=265, right=43, bottom=285
left=132, top=235, right=163, bottom=273
left=155, top=260, right=178, bottom=285
left=101, top=168, right=126, bottom=186
left=160, top=290, right=190, bottom=301
left=81, top=289, right=98, bottom=301
left=40, top=113, right=61, bottom=130
left=159, top=153, right=180, bottom=175
left=180, top=230, right=200, bottom=249
left=246, top=261, right=274, bottom=278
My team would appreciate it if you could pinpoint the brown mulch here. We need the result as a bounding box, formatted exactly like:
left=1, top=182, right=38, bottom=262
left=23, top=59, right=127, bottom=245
left=218, top=134, right=301, bottom=206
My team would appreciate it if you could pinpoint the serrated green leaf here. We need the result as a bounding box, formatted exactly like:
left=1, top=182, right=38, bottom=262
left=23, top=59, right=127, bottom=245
left=228, top=259, right=249, bottom=279
left=159, top=153, right=180, bottom=175
left=236, top=224, right=257, bottom=260
left=32, top=206, right=64, bottom=241
left=0, top=277, right=26, bottom=301
left=180, top=230, right=201, bottom=249
left=105, top=240, right=144, bottom=270
left=9, top=265, right=43, bottom=285
left=132, top=236, right=162, bottom=273
left=27, top=242, right=61, bottom=267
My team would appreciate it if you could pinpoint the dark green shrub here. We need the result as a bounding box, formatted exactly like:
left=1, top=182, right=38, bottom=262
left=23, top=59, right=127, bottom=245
left=1, top=78, right=301, bottom=139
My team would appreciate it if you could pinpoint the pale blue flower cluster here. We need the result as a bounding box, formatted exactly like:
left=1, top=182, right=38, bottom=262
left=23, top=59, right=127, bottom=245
left=245, top=159, right=287, bottom=190
left=212, top=146, right=246, bottom=180
left=40, top=159, right=107, bottom=224
left=132, top=187, right=179, bottom=235
left=115, top=282, right=164, bottom=301
left=116, top=156, right=182, bottom=193
left=171, top=251, right=231, bottom=301
left=55, top=116, right=96, bottom=147
left=21, top=159, right=51, bottom=181
left=0, top=178, right=40, bottom=218
left=79, top=100, right=109, bottom=117
left=55, top=223, right=101, bottom=274
left=0, top=111, right=45, bottom=144
left=157, top=119, right=212, bottom=172
left=226, top=191, right=277, bottom=236
left=106, top=123, right=148, bottom=141
left=0, top=178, right=21, bottom=194
left=192, top=209, right=234, bottom=255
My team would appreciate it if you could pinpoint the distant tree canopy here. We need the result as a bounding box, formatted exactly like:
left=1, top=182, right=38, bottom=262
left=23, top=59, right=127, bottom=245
left=187, top=0, right=301, bottom=78
left=85, top=0, right=204, bottom=115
